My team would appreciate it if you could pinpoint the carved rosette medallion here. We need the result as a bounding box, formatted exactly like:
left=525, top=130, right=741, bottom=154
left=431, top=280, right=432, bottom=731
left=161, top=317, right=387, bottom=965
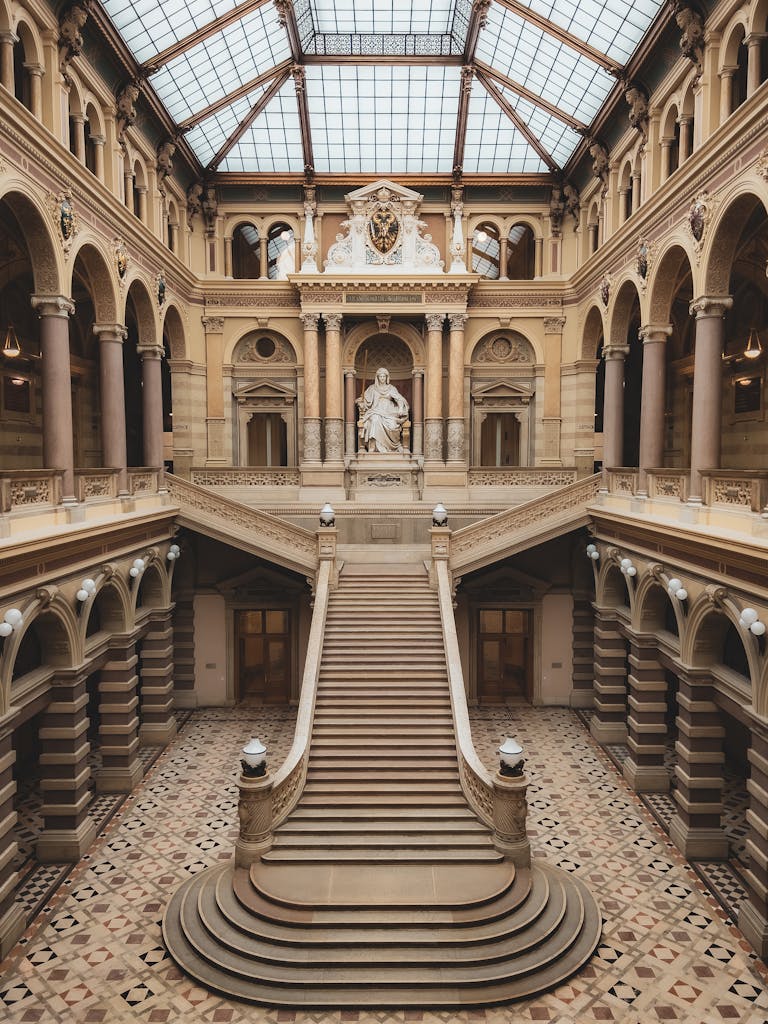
left=475, top=334, right=534, bottom=364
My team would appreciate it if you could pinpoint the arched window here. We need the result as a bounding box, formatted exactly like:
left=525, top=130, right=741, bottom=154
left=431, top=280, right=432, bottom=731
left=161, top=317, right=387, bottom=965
left=12, top=37, right=31, bottom=112
left=132, top=161, right=146, bottom=222
left=267, top=223, right=295, bottom=280
left=472, top=222, right=500, bottom=279
left=232, top=224, right=261, bottom=279
left=84, top=104, right=101, bottom=176
left=506, top=224, right=535, bottom=280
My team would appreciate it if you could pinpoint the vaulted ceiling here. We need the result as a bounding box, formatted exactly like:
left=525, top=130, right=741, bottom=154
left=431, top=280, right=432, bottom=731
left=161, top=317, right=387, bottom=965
left=100, top=0, right=666, bottom=177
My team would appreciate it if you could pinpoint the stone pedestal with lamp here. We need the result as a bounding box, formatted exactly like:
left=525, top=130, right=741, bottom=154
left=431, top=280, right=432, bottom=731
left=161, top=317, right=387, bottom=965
left=235, top=738, right=274, bottom=868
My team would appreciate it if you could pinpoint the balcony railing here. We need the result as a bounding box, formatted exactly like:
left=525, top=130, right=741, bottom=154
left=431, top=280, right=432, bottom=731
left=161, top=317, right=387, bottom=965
left=190, top=467, right=301, bottom=487
left=468, top=467, right=578, bottom=487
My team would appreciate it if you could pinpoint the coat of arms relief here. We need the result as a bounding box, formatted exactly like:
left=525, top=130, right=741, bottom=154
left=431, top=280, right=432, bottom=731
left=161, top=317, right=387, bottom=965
left=325, top=180, right=444, bottom=272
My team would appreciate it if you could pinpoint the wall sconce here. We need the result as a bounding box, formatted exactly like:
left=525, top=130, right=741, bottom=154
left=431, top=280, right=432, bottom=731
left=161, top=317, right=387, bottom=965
left=432, top=503, right=448, bottom=526
left=739, top=607, right=766, bottom=636
left=166, top=543, right=181, bottom=561
left=0, top=608, right=23, bottom=637
left=586, top=543, right=600, bottom=560
left=620, top=557, right=636, bottom=577
left=76, top=578, right=97, bottom=602
left=319, top=503, right=335, bottom=527
left=667, top=577, right=688, bottom=601
left=129, top=557, right=145, bottom=579
left=241, top=737, right=267, bottom=777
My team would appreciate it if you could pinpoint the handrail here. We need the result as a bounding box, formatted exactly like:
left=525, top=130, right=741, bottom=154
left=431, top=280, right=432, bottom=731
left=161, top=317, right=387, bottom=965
left=450, top=473, right=601, bottom=574
left=434, top=558, right=494, bottom=828
left=270, top=558, right=332, bottom=826
left=165, top=472, right=317, bottom=574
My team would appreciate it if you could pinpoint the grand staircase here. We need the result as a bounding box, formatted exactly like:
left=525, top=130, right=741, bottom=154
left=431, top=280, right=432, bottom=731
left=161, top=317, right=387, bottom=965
left=163, top=564, right=601, bottom=1007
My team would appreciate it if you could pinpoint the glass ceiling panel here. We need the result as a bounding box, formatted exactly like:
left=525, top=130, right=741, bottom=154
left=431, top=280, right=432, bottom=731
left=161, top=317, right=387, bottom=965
left=218, top=80, right=305, bottom=172
left=463, top=89, right=547, bottom=173
left=306, top=65, right=460, bottom=174
left=494, top=85, right=581, bottom=167
left=102, top=0, right=240, bottom=64
left=184, top=82, right=271, bottom=167
left=309, top=0, right=458, bottom=35
left=477, top=4, right=615, bottom=124
left=513, top=0, right=664, bottom=64
left=149, top=5, right=290, bottom=123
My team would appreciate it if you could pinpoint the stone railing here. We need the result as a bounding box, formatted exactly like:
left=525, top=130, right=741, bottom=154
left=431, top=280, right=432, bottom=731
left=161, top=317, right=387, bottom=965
left=468, top=467, right=578, bottom=487
left=450, top=473, right=602, bottom=574
left=270, top=557, right=332, bottom=828
left=646, top=469, right=690, bottom=502
left=74, top=469, right=119, bottom=502
left=127, top=468, right=159, bottom=494
left=191, top=467, right=301, bottom=487
left=434, top=556, right=494, bottom=828
left=165, top=473, right=317, bottom=575
left=701, top=470, right=768, bottom=512
left=0, top=470, right=62, bottom=512
left=604, top=468, right=639, bottom=495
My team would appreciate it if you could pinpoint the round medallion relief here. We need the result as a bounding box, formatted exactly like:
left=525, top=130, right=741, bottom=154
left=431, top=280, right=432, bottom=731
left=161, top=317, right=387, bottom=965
left=491, top=337, right=513, bottom=360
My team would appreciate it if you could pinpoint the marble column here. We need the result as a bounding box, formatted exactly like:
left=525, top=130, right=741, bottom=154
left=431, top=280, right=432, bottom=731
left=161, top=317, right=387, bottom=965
left=0, top=32, right=15, bottom=92
left=36, top=672, right=98, bottom=862
left=94, top=323, right=128, bottom=494
left=618, top=188, right=629, bottom=224
left=91, top=134, right=106, bottom=180
left=26, top=63, right=43, bottom=119
left=747, top=34, right=765, bottom=96
left=688, top=296, right=732, bottom=503
left=623, top=639, right=671, bottom=793
left=679, top=117, right=693, bottom=162
left=590, top=610, right=628, bottom=744
left=138, top=613, right=177, bottom=746
left=739, top=719, right=768, bottom=957
left=720, top=69, right=735, bottom=121
left=447, top=313, right=467, bottom=464
left=224, top=236, right=233, bottom=278
left=638, top=324, right=672, bottom=494
left=70, top=113, right=85, bottom=162
left=425, top=312, right=445, bottom=462
left=259, top=235, right=268, bottom=279
left=344, top=370, right=356, bottom=457
left=669, top=668, right=728, bottom=860
left=123, top=166, right=134, bottom=208
left=498, top=237, right=508, bottom=280
left=542, top=316, right=565, bottom=465
left=136, top=185, right=148, bottom=225
left=139, top=343, right=164, bottom=475
left=602, top=344, right=629, bottom=469
left=323, top=313, right=343, bottom=464
left=32, top=294, right=76, bottom=503
left=301, top=312, right=321, bottom=464
left=0, top=712, right=25, bottom=959
left=588, top=222, right=599, bottom=254
left=631, top=173, right=641, bottom=213
left=95, top=641, right=143, bottom=793
left=412, top=369, right=424, bottom=456
left=660, top=140, right=672, bottom=181
left=202, top=316, right=226, bottom=464
left=534, top=236, right=543, bottom=277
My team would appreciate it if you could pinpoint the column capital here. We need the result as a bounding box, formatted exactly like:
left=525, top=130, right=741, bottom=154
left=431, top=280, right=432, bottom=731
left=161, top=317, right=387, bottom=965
left=93, top=323, right=127, bottom=343
left=344, top=368, right=356, bottom=379
left=31, top=294, right=74, bottom=318
left=412, top=367, right=424, bottom=378
left=603, top=343, right=630, bottom=361
left=137, top=343, right=164, bottom=360
left=448, top=312, right=468, bottom=331
left=639, top=323, right=672, bottom=344
left=201, top=316, right=225, bottom=332
left=90, top=134, right=106, bottom=146
left=544, top=316, right=566, bottom=335
left=0, top=30, right=19, bottom=44
left=323, top=312, right=343, bottom=331
left=70, top=112, right=85, bottom=125
left=689, top=295, right=733, bottom=318
left=300, top=311, right=321, bottom=330
left=23, top=62, right=44, bottom=77
left=425, top=312, right=445, bottom=332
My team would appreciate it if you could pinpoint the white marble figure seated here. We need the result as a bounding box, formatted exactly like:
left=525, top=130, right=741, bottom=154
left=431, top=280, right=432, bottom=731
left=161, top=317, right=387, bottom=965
left=356, top=367, right=409, bottom=454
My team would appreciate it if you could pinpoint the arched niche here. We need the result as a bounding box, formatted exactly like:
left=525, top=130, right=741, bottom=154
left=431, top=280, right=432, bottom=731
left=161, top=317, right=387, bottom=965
left=469, top=331, right=536, bottom=467
left=231, top=330, right=298, bottom=467
left=353, top=335, right=415, bottom=440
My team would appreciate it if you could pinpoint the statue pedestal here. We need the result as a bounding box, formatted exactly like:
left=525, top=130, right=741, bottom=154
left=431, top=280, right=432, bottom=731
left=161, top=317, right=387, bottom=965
left=346, top=453, right=422, bottom=502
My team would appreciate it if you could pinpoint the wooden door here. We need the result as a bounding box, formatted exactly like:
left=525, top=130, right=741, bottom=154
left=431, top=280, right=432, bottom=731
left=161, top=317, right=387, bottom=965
left=477, top=608, right=532, bottom=703
left=236, top=609, right=290, bottom=703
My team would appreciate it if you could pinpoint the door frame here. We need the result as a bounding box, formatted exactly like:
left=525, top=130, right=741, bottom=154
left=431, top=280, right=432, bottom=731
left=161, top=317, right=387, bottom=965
left=227, top=598, right=300, bottom=704
left=468, top=600, right=541, bottom=705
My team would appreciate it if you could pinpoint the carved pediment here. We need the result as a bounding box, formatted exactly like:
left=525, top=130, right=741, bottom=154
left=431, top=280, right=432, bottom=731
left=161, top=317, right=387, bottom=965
left=234, top=380, right=296, bottom=403
left=471, top=379, right=534, bottom=401
left=345, top=179, right=423, bottom=205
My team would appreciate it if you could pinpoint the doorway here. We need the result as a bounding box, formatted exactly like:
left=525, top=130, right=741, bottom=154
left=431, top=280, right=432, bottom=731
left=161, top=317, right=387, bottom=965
left=247, top=413, right=287, bottom=466
left=477, top=608, right=532, bottom=702
left=480, top=413, right=520, bottom=466
left=235, top=609, right=291, bottom=703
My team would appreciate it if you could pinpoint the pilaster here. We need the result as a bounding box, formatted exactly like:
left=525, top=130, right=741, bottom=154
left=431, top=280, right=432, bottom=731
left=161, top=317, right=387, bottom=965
left=95, top=641, right=144, bottom=793
left=139, top=614, right=178, bottom=746
left=589, top=611, right=628, bottom=744
left=622, top=638, right=671, bottom=793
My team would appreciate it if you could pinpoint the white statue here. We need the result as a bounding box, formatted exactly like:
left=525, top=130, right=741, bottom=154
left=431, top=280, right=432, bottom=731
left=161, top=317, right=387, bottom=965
left=356, top=367, right=409, bottom=453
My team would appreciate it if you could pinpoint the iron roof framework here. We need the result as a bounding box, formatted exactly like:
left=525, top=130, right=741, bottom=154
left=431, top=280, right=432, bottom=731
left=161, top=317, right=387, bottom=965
left=99, top=0, right=668, bottom=179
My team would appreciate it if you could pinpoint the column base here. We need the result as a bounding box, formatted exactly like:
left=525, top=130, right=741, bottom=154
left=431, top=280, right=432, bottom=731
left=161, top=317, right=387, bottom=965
left=0, top=901, right=26, bottom=960
left=493, top=835, right=531, bottom=867
left=139, top=719, right=178, bottom=747
left=738, top=898, right=768, bottom=958
left=234, top=835, right=273, bottom=868
left=324, top=417, right=344, bottom=464
left=589, top=717, right=627, bottom=745
left=36, top=816, right=98, bottom=863
left=623, top=759, right=670, bottom=793
left=95, top=761, right=144, bottom=794
left=669, top=815, right=729, bottom=860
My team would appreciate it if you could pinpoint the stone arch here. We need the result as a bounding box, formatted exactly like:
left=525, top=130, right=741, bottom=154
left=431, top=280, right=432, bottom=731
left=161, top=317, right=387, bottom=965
left=648, top=241, right=696, bottom=324
left=753, top=0, right=768, bottom=34
left=1, top=597, right=79, bottom=710
left=14, top=15, right=44, bottom=66
left=83, top=576, right=130, bottom=642
left=134, top=560, right=168, bottom=614
left=596, top=559, right=632, bottom=612
left=635, top=574, right=683, bottom=640
left=0, top=0, right=11, bottom=33
left=608, top=278, right=644, bottom=347
left=343, top=320, right=425, bottom=370
left=228, top=327, right=297, bottom=366
left=720, top=15, right=749, bottom=71
left=580, top=304, right=605, bottom=360
left=660, top=100, right=679, bottom=140
left=84, top=97, right=105, bottom=138
left=67, top=73, right=85, bottom=118
left=122, top=275, right=158, bottom=346
left=162, top=303, right=186, bottom=359
left=503, top=215, right=541, bottom=240
left=68, top=238, right=119, bottom=324
left=468, top=214, right=504, bottom=236
left=0, top=184, right=62, bottom=295
left=683, top=595, right=759, bottom=687
left=703, top=189, right=768, bottom=296
left=225, top=216, right=260, bottom=240
left=469, top=328, right=538, bottom=366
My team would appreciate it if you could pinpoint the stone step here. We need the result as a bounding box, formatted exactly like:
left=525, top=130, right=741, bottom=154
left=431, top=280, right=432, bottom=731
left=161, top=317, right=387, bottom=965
left=278, top=821, right=489, bottom=835
left=299, top=794, right=467, bottom=807
left=305, top=771, right=460, bottom=784
left=311, top=737, right=455, bottom=748
left=307, top=759, right=458, bottom=772
left=261, top=848, right=506, bottom=864
left=287, top=806, right=477, bottom=821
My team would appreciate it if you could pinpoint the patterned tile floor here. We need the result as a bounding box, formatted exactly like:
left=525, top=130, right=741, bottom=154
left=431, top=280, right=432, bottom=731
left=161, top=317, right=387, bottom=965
left=1, top=705, right=767, bottom=1023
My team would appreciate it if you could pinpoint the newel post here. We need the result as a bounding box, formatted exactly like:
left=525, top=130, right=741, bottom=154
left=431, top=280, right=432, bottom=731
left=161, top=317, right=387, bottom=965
left=429, top=503, right=450, bottom=590
left=492, top=739, right=531, bottom=867
left=235, top=739, right=274, bottom=867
